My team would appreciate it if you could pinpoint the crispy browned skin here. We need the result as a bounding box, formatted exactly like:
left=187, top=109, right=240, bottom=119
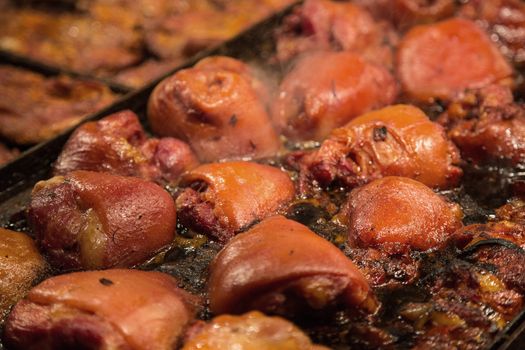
left=176, top=161, right=295, bottom=243
left=355, top=0, right=456, bottom=28
left=208, top=215, right=376, bottom=316
left=3, top=269, right=199, bottom=350
left=53, top=110, right=198, bottom=185
left=275, top=0, right=394, bottom=66
left=183, top=311, right=328, bottom=350
left=397, top=18, right=513, bottom=103
left=28, top=171, right=176, bottom=270
left=295, top=105, right=462, bottom=192
left=0, top=228, right=47, bottom=321
left=272, top=51, right=397, bottom=142
left=0, top=65, right=116, bottom=145
left=148, top=56, right=280, bottom=162
left=341, top=177, right=463, bottom=254
left=439, top=84, right=525, bottom=166
left=459, top=0, right=525, bottom=67
left=0, top=143, right=18, bottom=166
left=0, top=9, right=142, bottom=76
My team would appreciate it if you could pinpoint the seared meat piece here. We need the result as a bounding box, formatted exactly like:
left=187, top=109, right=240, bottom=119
left=28, top=171, right=176, bottom=270
left=0, top=65, right=116, bottom=144
left=275, top=0, right=394, bottom=66
left=272, top=51, right=397, bottom=142
left=0, top=143, right=18, bottom=166
left=183, top=311, right=328, bottom=350
left=438, top=84, right=525, bottom=166
left=294, top=105, right=462, bottom=192
left=459, top=0, right=525, bottom=67
left=0, top=228, right=48, bottom=321
left=208, top=215, right=377, bottom=316
left=53, top=110, right=198, bottom=185
left=176, top=161, right=295, bottom=243
left=113, top=59, right=182, bottom=88
left=354, top=0, right=456, bottom=28
left=0, top=9, right=142, bottom=76
left=341, top=177, right=463, bottom=254
left=148, top=56, right=280, bottom=162
left=397, top=18, right=513, bottom=103
left=3, top=269, right=199, bottom=350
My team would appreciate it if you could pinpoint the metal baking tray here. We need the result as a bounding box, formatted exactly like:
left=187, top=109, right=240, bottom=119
left=1, top=2, right=524, bottom=349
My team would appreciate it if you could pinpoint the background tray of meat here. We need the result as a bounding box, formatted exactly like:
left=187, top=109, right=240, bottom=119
left=2, top=0, right=525, bottom=349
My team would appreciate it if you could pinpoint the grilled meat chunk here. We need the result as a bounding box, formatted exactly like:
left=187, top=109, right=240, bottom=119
left=28, top=171, right=176, bottom=270
left=148, top=56, right=280, bottom=162
left=3, top=269, right=199, bottom=350
left=438, top=84, right=525, bottom=166
left=53, top=110, right=198, bottom=185
left=208, top=215, right=377, bottom=316
left=397, top=18, right=513, bottom=103
left=0, top=65, right=116, bottom=144
left=272, top=51, right=397, bottom=142
left=176, top=161, right=295, bottom=243
left=0, top=143, right=18, bottom=166
left=293, top=105, right=462, bottom=192
left=341, top=177, right=463, bottom=254
left=183, top=311, right=328, bottom=350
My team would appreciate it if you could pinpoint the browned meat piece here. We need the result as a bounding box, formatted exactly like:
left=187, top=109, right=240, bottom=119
left=28, top=171, right=177, bottom=271
left=341, top=177, right=463, bottom=254
left=272, top=51, right=397, bottom=142
left=0, top=65, right=116, bottom=144
left=183, top=311, right=328, bottom=350
left=148, top=56, right=280, bottom=162
left=275, top=0, right=395, bottom=66
left=4, top=269, right=199, bottom=350
left=438, top=84, right=525, bottom=166
left=293, top=105, right=462, bottom=193
left=113, top=59, right=182, bottom=88
left=354, top=0, right=456, bottom=28
left=53, top=110, right=198, bottom=185
left=0, top=143, right=18, bottom=166
left=0, top=9, right=142, bottom=76
left=0, top=228, right=48, bottom=321
left=459, top=0, right=525, bottom=67
left=397, top=18, right=513, bottom=103
left=176, top=161, right=295, bottom=243
left=208, top=215, right=377, bottom=316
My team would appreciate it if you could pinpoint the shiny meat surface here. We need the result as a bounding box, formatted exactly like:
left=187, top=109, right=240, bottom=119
left=294, top=105, right=462, bottom=192
left=177, top=161, right=295, bottom=243
left=397, top=18, right=513, bottom=103
left=0, top=65, right=116, bottom=144
left=341, top=177, right=463, bottom=254
left=3, top=269, right=199, bottom=350
left=148, top=56, right=280, bottom=162
left=183, top=311, right=329, bottom=350
left=208, top=215, right=376, bottom=316
left=272, top=51, right=397, bottom=142
left=0, top=228, right=47, bottom=321
left=53, top=110, right=198, bottom=185
left=28, top=171, right=176, bottom=270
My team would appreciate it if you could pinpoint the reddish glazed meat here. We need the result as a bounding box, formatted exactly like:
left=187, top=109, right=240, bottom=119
left=176, top=161, right=295, bottom=243
left=53, top=110, right=198, bottom=185
left=183, top=311, right=328, bottom=350
left=275, top=0, right=394, bottom=66
left=459, top=0, right=525, bottom=67
left=397, top=18, right=513, bottom=103
left=273, top=51, right=397, bottom=142
left=3, top=269, right=198, bottom=350
left=148, top=56, right=280, bottom=162
left=341, top=177, right=463, bottom=254
left=296, top=105, right=462, bottom=192
left=439, top=84, right=525, bottom=166
left=0, top=228, right=48, bottom=320
left=208, top=215, right=376, bottom=316
left=28, top=171, right=176, bottom=270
